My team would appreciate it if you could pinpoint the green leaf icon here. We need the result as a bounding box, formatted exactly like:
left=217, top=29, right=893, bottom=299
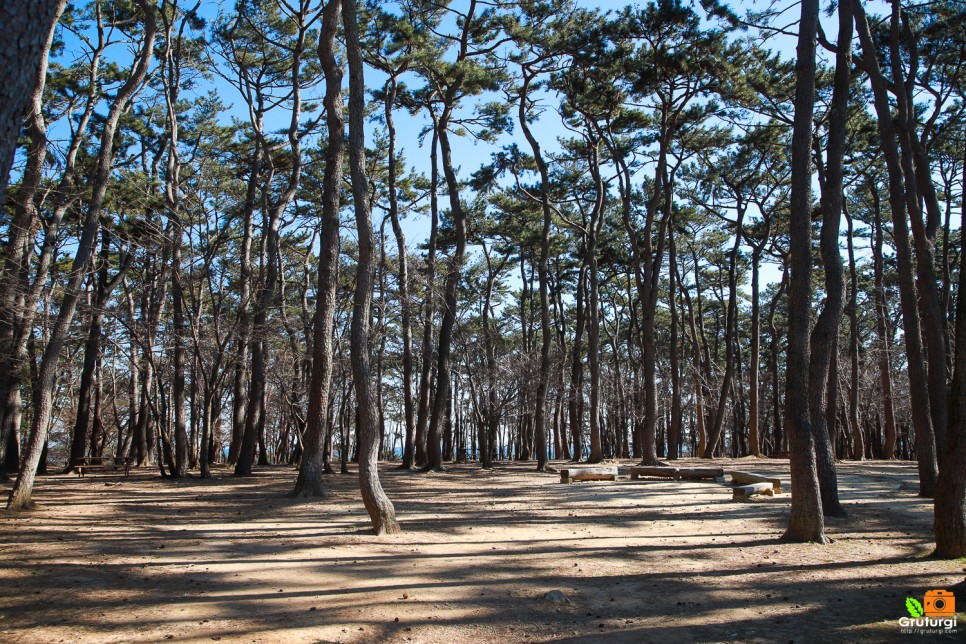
left=906, top=597, right=924, bottom=618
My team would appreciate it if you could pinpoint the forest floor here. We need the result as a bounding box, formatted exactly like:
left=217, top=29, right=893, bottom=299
left=0, top=458, right=963, bottom=643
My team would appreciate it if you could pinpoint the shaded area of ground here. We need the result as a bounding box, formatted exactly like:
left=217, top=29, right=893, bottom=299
left=0, top=458, right=963, bottom=642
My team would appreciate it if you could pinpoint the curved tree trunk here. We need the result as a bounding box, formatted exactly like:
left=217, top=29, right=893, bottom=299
left=343, top=0, right=400, bottom=534
left=806, top=0, right=851, bottom=518
left=887, top=6, right=947, bottom=457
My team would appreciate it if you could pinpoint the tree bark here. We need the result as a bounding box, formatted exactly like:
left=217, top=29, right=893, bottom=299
left=343, top=0, right=400, bottom=533
left=855, top=2, right=938, bottom=496
left=844, top=207, right=864, bottom=460
left=0, top=0, right=66, bottom=210
left=383, top=73, right=416, bottom=471
left=703, top=206, right=743, bottom=458
left=518, top=68, right=552, bottom=471
left=934, top=185, right=966, bottom=556
left=292, top=0, right=342, bottom=497
left=747, top=243, right=764, bottom=457
left=806, top=0, right=851, bottom=518
left=781, top=0, right=826, bottom=543
left=413, top=115, right=440, bottom=469
left=869, top=182, right=898, bottom=459
left=8, top=0, right=157, bottom=510
left=667, top=227, right=682, bottom=459
left=235, top=2, right=309, bottom=476
left=0, top=0, right=68, bottom=478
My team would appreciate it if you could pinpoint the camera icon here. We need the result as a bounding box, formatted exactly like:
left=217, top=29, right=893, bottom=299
left=924, top=590, right=956, bottom=617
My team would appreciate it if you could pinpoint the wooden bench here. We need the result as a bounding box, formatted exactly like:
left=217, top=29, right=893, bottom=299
left=559, top=466, right=618, bottom=484
left=729, top=471, right=782, bottom=494
left=74, top=456, right=131, bottom=477
left=629, top=466, right=726, bottom=483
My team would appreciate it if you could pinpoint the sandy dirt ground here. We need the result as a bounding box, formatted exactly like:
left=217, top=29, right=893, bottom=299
left=0, top=458, right=963, bottom=643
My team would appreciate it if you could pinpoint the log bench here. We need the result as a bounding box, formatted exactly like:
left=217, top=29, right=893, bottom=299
left=732, top=482, right=776, bottom=500
left=729, top=470, right=782, bottom=494
left=74, top=456, right=131, bottom=477
left=629, top=466, right=726, bottom=483
left=559, top=466, right=618, bottom=484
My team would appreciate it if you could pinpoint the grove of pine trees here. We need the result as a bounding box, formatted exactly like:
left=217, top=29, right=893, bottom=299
left=1, top=0, right=965, bottom=554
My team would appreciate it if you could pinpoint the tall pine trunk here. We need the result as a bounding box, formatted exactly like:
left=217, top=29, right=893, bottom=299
left=781, top=0, right=826, bottom=543
left=343, top=0, right=400, bottom=533
left=855, top=2, right=938, bottom=495
left=292, top=0, right=342, bottom=497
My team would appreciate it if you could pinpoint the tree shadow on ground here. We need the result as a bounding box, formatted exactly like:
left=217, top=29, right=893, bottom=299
left=0, top=458, right=960, bottom=643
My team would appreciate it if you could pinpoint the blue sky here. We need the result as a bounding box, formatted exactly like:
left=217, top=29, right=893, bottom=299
left=45, top=0, right=874, bottom=300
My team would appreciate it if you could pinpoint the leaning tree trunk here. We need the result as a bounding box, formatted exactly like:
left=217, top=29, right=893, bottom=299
left=343, top=0, right=400, bottom=533
left=0, top=0, right=66, bottom=210
left=781, top=0, right=826, bottom=544
left=887, top=5, right=947, bottom=457
left=7, top=0, right=157, bottom=510
left=161, top=7, right=191, bottom=478
left=292, top=0, right=342, bottom=497
left=806, top=0, right=851, bottom=518
left=0, top=0, right=68, bottom=477
left=855, top=2, right=938, bottom=496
